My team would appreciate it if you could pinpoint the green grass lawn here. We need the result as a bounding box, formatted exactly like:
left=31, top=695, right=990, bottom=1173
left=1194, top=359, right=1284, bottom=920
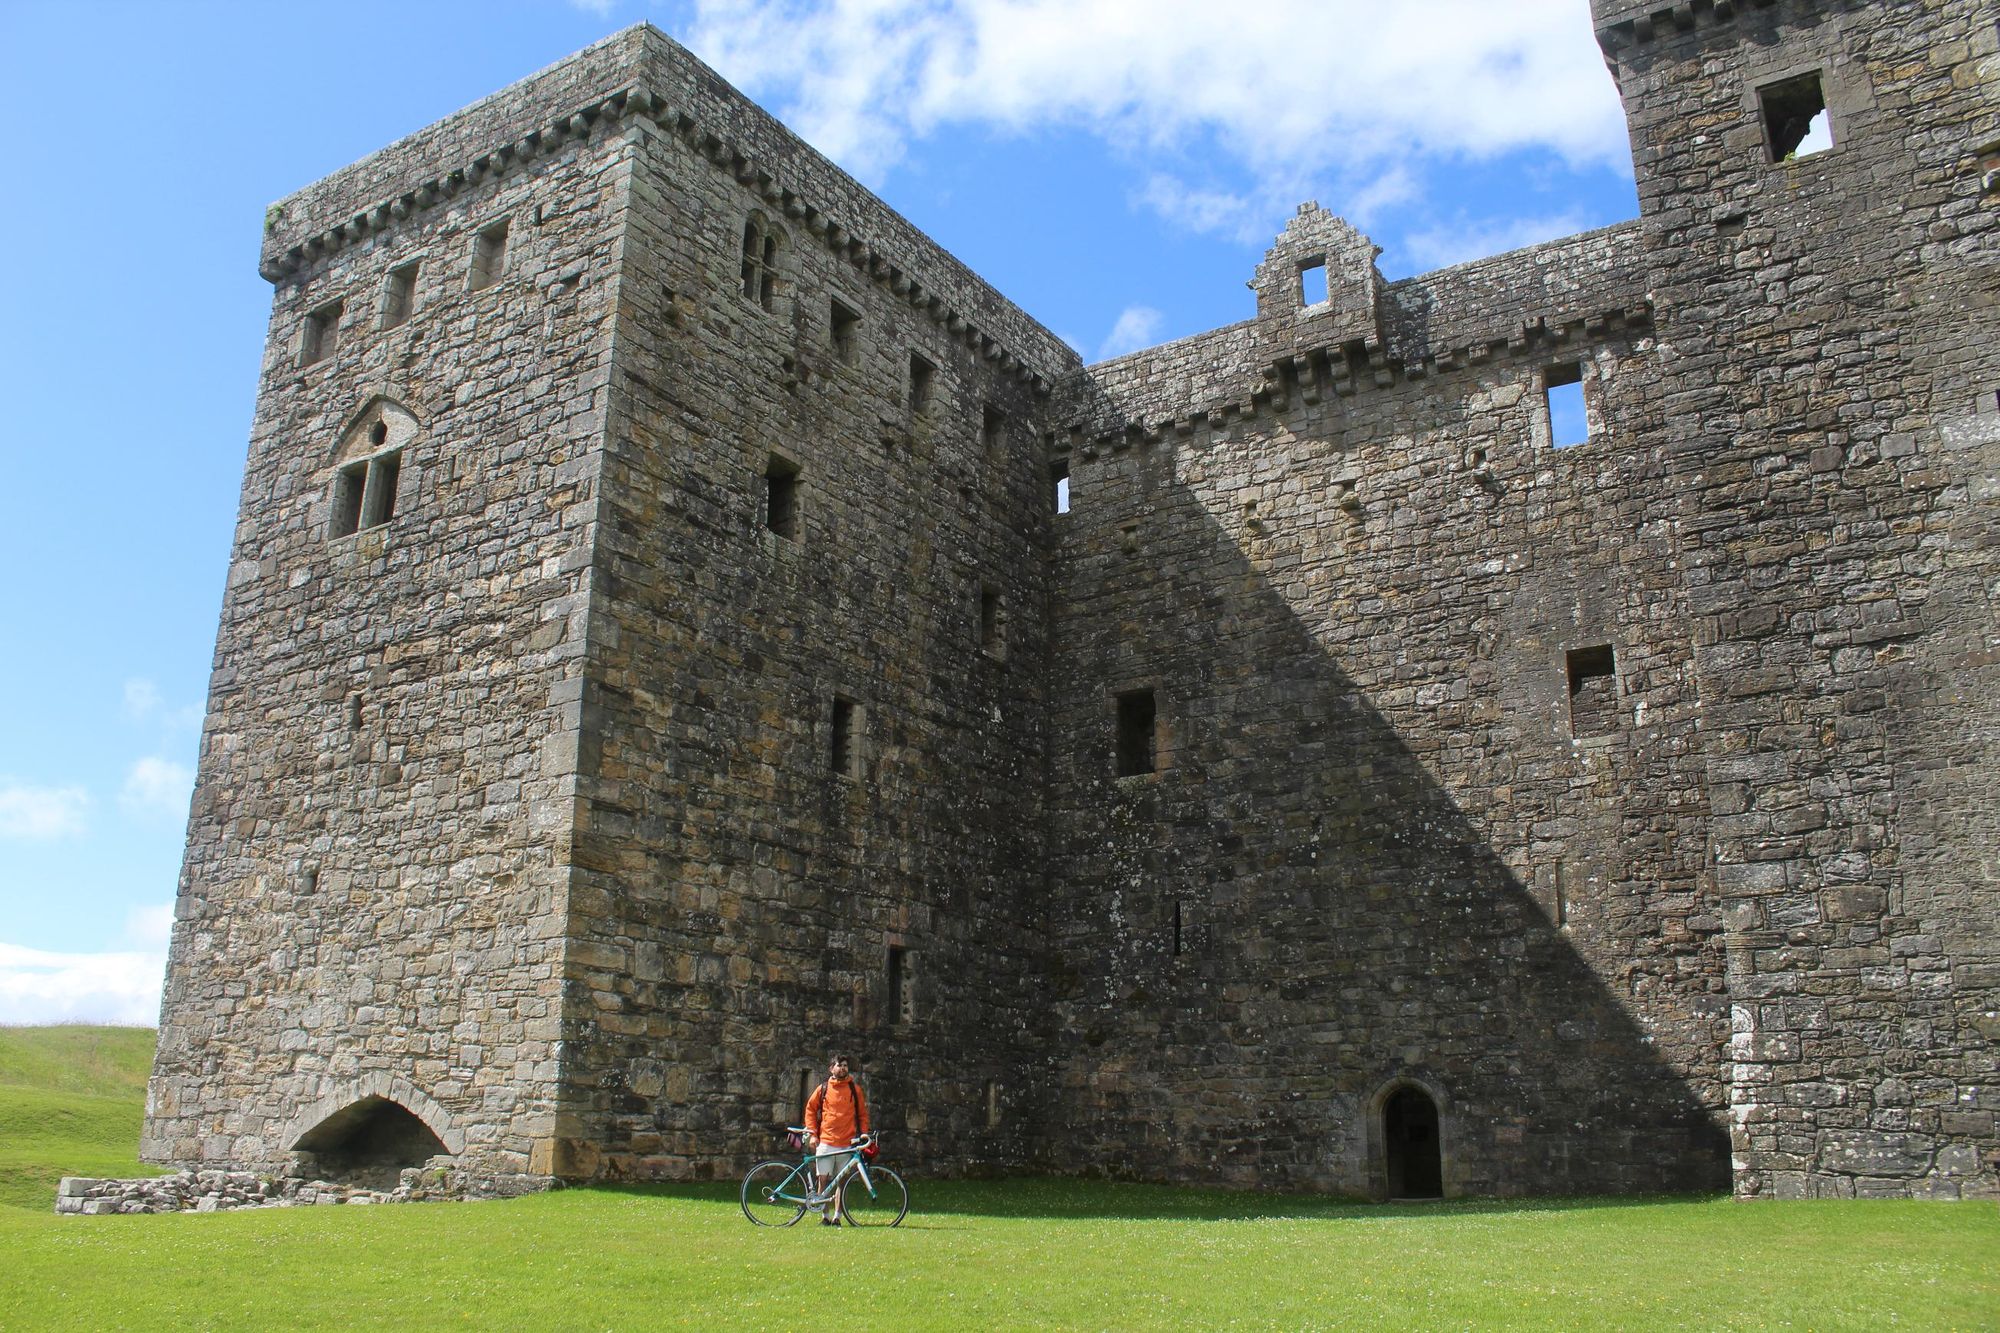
left=2, top=1027, right=1995, bottom=1330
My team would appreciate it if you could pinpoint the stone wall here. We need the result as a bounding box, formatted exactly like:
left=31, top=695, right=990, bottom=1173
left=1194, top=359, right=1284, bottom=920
left=1041, top=216, right=1728, bottom=1196
left=144, top=35, right=646, bottom=1184
left=1593, top=0, right=2000, bottom=1199
left=548, top=30, right=1080, bottom=1180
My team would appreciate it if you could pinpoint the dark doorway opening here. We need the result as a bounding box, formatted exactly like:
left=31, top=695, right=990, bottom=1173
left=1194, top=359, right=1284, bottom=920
left=1384, top=1086, right=1443, bottom=1199
left=293, top=1096, right=449, bottom=1189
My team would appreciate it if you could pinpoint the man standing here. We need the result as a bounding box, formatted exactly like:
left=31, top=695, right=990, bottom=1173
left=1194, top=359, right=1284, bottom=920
left=803, top=1053, right=869, bottom=1226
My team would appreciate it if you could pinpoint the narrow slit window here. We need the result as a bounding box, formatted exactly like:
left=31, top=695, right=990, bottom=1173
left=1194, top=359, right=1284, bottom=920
left=330, top=460, right=367, bottom=538
left=361, top=451, right=401, bottom=529
left=1115, top=688, right=1157, bottom=777
left=1300, top=258, right=1329, bottom=307
left=763, top=454, right=799, bottom=541
left=979, top=584, right=1004, bottom=658
left=1759, top=72, right=1831, bottom=162
left=1051, top=458, right=1071, bottom=515
left=982, top=404, right=1006, bottom=459
left=381, top=262, right=419, bottom=329
left=985, top=1080, right=1002, bottom=1128
left=909, top=353, right=935, bottom=417
left=469, top=219, right=509, bottom=291
left=1545, top=363, right=1589, bottom=448
left=302, top=300, right=342, bottom=366
left=1566, top=645, right=1617, bottom=737
left=796, top=1068, right=810, bottom=1117
left=886, top=946, right=913, bottom=1025
left=1173, top=900, right=1184, bottom=956
left=830, top=298, right=860, bottom=364
left=831, top=696, right=860, bottom=779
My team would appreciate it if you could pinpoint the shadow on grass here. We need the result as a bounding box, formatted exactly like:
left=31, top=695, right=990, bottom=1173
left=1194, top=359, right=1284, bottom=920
left=585, top=1176, right=1726, bottom=1223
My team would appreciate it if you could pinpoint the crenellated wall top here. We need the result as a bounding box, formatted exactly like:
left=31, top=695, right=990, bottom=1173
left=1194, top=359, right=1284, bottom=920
left=259, top=25, right=1082, bottom=395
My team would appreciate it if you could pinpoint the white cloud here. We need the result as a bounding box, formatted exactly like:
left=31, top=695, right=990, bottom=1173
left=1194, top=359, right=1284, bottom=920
left=122, top=903, right=177, bottom=953
left=1097, top=305, right=1165, bottom=361
left=119, top=758, right=194, bottom=820
left=0, top=941, right=166, bottom=1026
left=685, top=0, right=1626, bottom=191
left=0, top=780, right=89, bottom=839
left=1402, top=210, right=1594, bottom=270
left=123, top=677, right=162, bottom=720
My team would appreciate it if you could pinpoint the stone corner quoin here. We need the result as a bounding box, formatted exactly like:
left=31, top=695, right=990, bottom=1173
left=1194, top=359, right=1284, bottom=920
left=132, top=0, right=1999, bottom=1211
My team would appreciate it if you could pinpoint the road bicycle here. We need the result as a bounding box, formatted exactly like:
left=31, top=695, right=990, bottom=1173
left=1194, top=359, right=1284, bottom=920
left=740, top=1129, right=908, bottom=1227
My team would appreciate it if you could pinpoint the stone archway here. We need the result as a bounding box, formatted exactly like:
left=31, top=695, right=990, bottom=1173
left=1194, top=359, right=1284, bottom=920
left=282, top=1073, right=462, bottom=1188
left=293, top=1096, right=449, bottom=1188
left=1382, top=1084, right=1444, bottom=1199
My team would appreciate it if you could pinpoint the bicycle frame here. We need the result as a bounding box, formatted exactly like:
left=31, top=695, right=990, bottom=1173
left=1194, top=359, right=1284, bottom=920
left=775, top=1130, right=876, bottom=1205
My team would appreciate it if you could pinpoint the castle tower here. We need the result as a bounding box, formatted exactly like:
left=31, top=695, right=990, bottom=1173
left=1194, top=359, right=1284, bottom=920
left=144, top=27, right=1079, bottom=1189
left=1591, top=0, right=2000, bottom=1197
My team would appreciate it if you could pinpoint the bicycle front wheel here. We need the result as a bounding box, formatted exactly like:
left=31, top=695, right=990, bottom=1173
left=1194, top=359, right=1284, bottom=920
left=741, top=1160, right=809, bottom=1226
left=838, top=1165, right=907, bottom=1227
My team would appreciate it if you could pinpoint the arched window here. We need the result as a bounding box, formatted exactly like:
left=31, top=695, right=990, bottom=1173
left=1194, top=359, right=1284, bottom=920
left=330, top=398, right=419, bottom=539
left=740, top=212, right=786, bottom=313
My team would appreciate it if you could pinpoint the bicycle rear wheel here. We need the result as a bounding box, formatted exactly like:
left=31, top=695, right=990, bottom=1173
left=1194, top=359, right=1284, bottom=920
left=741, top=1160, right=809, bottom=1226
left=838, top=1165, right=907, bottom=1227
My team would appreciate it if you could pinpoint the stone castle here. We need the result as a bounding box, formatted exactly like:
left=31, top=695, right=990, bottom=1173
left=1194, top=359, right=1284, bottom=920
left=143, top=0, right=1998, bottom=1201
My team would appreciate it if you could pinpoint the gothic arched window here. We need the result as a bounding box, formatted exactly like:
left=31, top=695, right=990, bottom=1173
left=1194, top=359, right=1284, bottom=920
left=329, top=399, right=418, bottom=539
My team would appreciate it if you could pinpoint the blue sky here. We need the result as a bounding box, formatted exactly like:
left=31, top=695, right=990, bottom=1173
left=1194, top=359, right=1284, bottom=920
left=0, top=0, right=1638, bottom=1023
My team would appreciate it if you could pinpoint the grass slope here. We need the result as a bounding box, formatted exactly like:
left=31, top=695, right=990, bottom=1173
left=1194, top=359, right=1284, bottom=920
left=0, top=1025, right=162, bottom=1212
left=1, top=1027, right=1994, bottom=1330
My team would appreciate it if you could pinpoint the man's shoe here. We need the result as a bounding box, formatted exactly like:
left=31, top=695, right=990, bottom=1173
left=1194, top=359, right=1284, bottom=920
left=821, top=1215, right=840, bottom=1226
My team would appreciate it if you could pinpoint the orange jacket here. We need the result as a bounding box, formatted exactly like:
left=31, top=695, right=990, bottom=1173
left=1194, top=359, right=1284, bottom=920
left=804, top=1076, right=869, bottom=1148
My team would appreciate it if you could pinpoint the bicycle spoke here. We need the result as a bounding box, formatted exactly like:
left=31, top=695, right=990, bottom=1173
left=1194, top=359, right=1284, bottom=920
left=838, top=1165, right=907, bottom=1227
left=741, top=1160, right=809, bottom=1227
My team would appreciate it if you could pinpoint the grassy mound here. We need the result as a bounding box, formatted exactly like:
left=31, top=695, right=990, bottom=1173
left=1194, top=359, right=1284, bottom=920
left=0, top=1025, right=162, bottom=1212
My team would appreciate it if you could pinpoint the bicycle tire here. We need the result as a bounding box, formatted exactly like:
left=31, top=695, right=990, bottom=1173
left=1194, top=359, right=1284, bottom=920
left=838, top=1165, right=907, bottom=1227
left=741, top=1160, right=809, bottom=1226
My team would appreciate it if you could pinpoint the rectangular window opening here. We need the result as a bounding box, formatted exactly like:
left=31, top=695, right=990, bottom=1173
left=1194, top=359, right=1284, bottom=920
left=1115, top=688, right=1158, bottom=778
left=302, top=300, right=342, bottom=366
left=1566, top=644, right=1617, bottom=737
left=886, top=946, right=913, bottom=1025
left=830, top=298, right=860, bottom=364
left=979, top=584, right=1004, bottom=657
left=764, top=454, right=800, bottom=541
left=1051, top=458, right=1071, bottom=515
left=1300, top=257, right=1329, bottom=307
left=985, top=1080, right=1002, bottom=1128
left=330, top=460, right=367, bottom=538
left=909, top=353, right=935, bottom=417
left=831, top=696, right=860, bottom=779
left=796, top=1068, right=810, bottom=1118
left=360, top=451, right=401, bottom=530
left=982, top=404, right=1006, bottom=459
left=1545, top=363, right=1589, bottom=448
left=1759, top=71, right=1831, bottom=162
left=1173, top=900, right=1184, bottom=956
left=469, top=219, right=510, bottom=291
left=381, top=262, right=419, bottom=329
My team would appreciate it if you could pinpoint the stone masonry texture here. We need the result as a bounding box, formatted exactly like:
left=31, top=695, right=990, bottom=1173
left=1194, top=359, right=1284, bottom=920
left=142, top=1, right=1997, bottom=1203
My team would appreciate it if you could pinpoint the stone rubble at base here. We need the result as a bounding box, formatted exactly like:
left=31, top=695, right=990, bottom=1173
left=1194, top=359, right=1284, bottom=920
left=53, top=1162, right=470, bottom=1215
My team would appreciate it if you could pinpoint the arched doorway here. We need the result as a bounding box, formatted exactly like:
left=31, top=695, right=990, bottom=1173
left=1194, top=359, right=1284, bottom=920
left=293, top=1095, right=449, bottom=1189
left=1383, top=1085, right=1443, bottom=1199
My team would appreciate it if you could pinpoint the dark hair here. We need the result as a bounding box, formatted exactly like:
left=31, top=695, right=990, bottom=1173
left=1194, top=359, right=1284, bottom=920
left=829, top=1053, right=850, bottom=1066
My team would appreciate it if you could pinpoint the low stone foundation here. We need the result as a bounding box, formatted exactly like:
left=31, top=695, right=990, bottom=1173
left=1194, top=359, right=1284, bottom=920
left=55, top=1161, right=465, bottom=1215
